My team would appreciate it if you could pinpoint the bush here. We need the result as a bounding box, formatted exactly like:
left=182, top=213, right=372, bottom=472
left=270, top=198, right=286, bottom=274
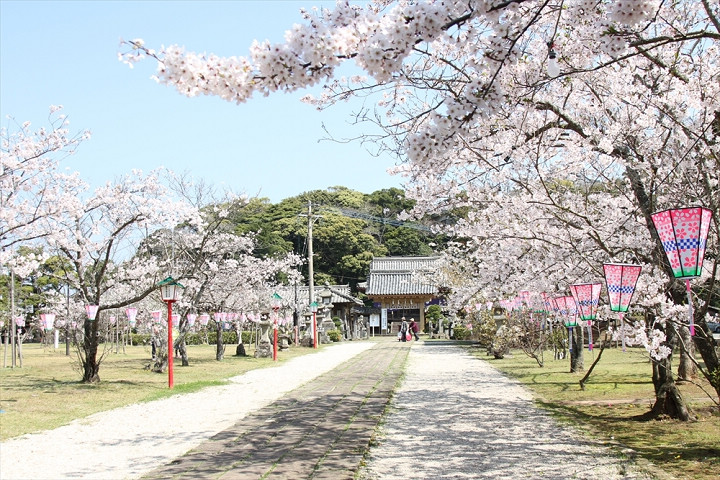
left=327, top=329, right=342, bottom=342
left=451, top=324, right=472, bottom=340
left=131, top=333, right=151, bottom=345
left=206, top=331, right=238, bottom=345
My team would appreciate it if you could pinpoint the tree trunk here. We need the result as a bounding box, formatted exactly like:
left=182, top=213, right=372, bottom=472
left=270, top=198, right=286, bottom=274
left=179, top=337, right=189, bottom=366
left=579, top=341, right=607, bottom=390
left=570, top=327, right=584, bottom=373
left=649, top=319, right=691, bottom=421
left=215, top=323, right=224, bottom=361
left=694, top=319, right=720, bottom=400
left=81, top=319, right=100, bottom=383
left=677, top=325, right=697, bottom=381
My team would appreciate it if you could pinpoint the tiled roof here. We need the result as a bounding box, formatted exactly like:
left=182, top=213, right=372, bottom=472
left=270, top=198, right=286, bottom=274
left=366, top=256, right=440, bottom=296
left=275, top=284, right=362, bottom=307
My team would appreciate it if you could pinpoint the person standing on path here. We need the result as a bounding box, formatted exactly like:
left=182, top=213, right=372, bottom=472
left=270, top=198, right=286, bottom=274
left=400, top=317, right=409, bottom=342
left=409, top=318, right=420, bottom=341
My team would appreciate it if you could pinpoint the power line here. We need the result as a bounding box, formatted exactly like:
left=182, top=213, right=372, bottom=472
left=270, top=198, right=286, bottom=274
left=323, top=206, right=434, bottom=233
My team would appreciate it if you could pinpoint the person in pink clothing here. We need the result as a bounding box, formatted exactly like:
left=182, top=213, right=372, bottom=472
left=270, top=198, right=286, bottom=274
left=409, top=318, right=420, bottom=341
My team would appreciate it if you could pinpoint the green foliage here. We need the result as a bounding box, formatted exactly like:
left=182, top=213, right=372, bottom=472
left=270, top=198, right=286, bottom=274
left=384, top=228, right=434, bottom=256
left=183, top=330, right=256, bottom=345
left=216, top=186, right=445, bottom=289
left=327, top=329, right=342, bottom=342
left=451, top=324, right=471, bottom=340
left=131, top=333, right=151, bottom=345
left=332, top=317, right=342, bottom=329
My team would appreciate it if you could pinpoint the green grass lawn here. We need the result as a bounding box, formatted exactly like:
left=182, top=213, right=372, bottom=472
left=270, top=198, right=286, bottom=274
left=467, top=344, right=720, bottom=480
left=0, top=341, right=322, bottom=441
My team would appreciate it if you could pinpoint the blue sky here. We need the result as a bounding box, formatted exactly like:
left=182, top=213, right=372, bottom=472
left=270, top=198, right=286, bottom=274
left=0, top=0, right=403, bottom=203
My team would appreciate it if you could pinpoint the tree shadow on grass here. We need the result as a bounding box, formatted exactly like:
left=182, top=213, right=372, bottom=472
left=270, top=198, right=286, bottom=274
left=536, top=399, right=720, bottom=478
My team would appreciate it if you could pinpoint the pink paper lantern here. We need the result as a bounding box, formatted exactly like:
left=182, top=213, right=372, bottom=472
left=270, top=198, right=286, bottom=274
left=553, top=295, right=577, bottom=353
left=603, top=263, right=641, bottom=352
left=186, top=313, right=197, bottom=327
left=651, top=207, right=713, bottom=279
left=603, top=263, right=642, bottom=313
left=651, top=206, right=714, bottom=336
left=125, top=307, right=138, bottom=327
left=569, top=283, right=602, bottom=321
left=85, top=305, right=99, bottom=321
left=570, top=283, right=602, bottom=352
left=553, top=296, right=577, bottom=327
left=199, top=314, right=210, bottom=326
left=40, top=313, right=56, bottom=331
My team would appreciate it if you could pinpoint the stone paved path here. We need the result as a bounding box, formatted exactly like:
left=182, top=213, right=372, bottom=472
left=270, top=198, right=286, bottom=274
left=356, top=341, right=663, bottom=480
left=142, top=337, right=409, bottom=480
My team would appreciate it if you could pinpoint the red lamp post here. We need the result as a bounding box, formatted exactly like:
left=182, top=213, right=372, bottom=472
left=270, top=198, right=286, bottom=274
left=651, top=207, right=714, bottom=336
left=271, top=292, right=282, bottom=361
left=158, top=277, right=183, bottom=389
left=310, top=301, right=318, bottom=349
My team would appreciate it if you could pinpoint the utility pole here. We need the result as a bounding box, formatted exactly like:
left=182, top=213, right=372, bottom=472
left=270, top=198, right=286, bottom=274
left=307, top=201, right=315, bottom=307
left=10, top=270, right=16, bottom=368
left=300, top=201, right=322, bottom=316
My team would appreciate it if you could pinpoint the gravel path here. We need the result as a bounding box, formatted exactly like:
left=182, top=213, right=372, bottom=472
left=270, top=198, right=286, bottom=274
left=0, top=341, right=375, bottom=480
left=357, top=342, right=661, bottom=480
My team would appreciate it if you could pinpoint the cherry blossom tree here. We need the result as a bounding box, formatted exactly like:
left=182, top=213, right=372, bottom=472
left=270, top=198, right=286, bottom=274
left=122, top=1, right=719, bottom=418
left=45, top=168, right=197, bottom=383
left=1, top=106, right=88, bottom=271
left=155, top=196, right=302, bottom=366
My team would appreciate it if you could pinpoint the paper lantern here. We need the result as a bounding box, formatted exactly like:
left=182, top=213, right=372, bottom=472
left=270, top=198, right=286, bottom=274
left=570, top=283, right=602, bottom=352
left=186, top=313, right=197, bottom=327
left=85, top=305, right=99, bottom=321
left=199, top=314, right=210, bottom=326
left=125, top=308, right=138, bottom=328
left=554, top=295, right=577, bottom=352
left=603, top=263, right=642, bottom=352
left=603, top=264, right=642, bottom=313
left=651, top=207, right=713, bottom=279
left=651, top=206, right=714, bottom=335
left=40, top=313, right=56, bottom=331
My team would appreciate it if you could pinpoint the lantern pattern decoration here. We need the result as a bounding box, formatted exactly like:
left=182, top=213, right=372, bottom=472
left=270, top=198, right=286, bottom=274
left=199, top=314, right=210, bottom=326
left=603, top=263, right=642, bottom=352
left=187, top=313, right=197, bottom=328
left=569, top=283, right=602, bottom=351
left=151, top=310, right=163, bottom=324
left=651, top=207, right=714, bottom=336
left=85, top=305, right=99, bottom=322
left=125, top=307, right=138, bottom=328
left=40, top=313, right=56, bottom=331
